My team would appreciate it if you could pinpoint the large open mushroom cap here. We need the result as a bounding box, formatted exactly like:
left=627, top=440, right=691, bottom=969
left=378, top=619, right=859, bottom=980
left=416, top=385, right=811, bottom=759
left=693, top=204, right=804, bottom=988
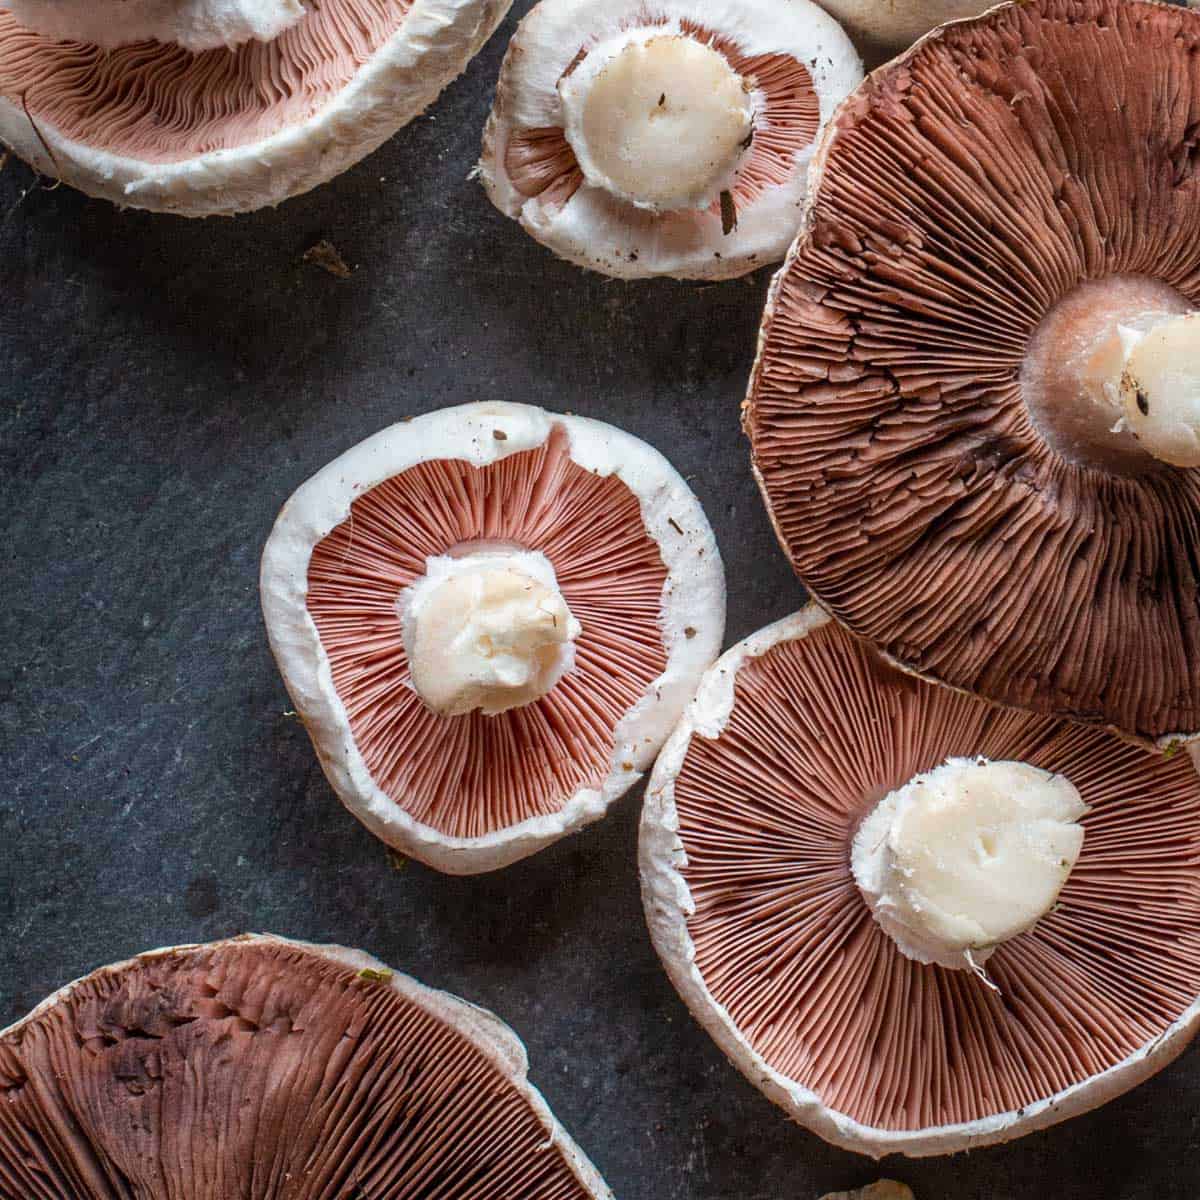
left=744, top=0, right=1200, bottom=747
left=261, top=401, right=725, bottom=874
left=0, top=0, right=512, bottom=215
left=641, top=608, right=1200, bottom=1158
left=0, top=933, right=613, bottom=1198
left=478, top=0, right=862, bottom=281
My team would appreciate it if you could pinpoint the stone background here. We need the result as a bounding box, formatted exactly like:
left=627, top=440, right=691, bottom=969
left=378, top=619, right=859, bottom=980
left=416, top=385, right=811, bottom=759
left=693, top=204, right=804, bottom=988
left=1, top=4, right=1197, bottom=1195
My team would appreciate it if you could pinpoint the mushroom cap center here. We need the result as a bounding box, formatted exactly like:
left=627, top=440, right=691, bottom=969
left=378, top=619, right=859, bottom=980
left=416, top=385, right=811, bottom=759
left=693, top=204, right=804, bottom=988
left=851, top=757, right=1086, bottom=971
left=401, top=549, right=581, bottom=719
left=558, top=33, right=753, bottom=213
left=0, top=0, right=307, bottom=51
left=1020, top=275, right=1195, bottom=474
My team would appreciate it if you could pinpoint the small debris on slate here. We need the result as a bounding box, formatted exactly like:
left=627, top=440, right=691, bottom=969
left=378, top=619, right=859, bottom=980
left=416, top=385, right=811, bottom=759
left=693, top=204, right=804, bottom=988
left=303, top=239, right=354, bottom=279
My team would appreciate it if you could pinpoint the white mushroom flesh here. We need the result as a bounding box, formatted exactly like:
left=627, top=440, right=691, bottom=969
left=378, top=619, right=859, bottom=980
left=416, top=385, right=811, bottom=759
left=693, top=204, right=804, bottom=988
left=401, top=550, right=581, bottom=718
left=1119, top=313, right=1200, bottom=468
left=852, top=758, right=1087, bottom=970
left=559, top=32, right=752, bottom=213
left=0, top=0, right=306, bottom=50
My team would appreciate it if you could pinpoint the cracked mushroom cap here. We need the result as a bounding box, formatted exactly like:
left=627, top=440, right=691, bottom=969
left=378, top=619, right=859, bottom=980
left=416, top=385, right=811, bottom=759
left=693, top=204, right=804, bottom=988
left=0, top=0, right=513, bottom=215
left=0, top=934, right=614, bottom=1199
left=744, top=0, right=1200, bottom=748
left=640, top=608, right=1200, bottom=1158
left=478, top=0, right=862, bottom=280
left=261, top=401, right=725, bottom=875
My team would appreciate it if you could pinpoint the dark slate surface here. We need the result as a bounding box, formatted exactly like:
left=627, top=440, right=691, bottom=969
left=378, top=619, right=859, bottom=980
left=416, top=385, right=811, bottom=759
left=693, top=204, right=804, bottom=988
left=1, top=6, right=1197, bottom=1198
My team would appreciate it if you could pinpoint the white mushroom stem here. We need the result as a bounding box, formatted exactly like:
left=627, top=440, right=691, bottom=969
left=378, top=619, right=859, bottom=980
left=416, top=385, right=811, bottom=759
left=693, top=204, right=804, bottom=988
left=558, top=31, right=753, bottom=213
left=1118, top=312, right=1200, bottom=468
left=1020, top=280, right=1200, bottom=472
left=0, top=0, right=306, bottom=51
left=851, top=758, right=1087, bottom=972
left=400, top=549, right=581, bottom=719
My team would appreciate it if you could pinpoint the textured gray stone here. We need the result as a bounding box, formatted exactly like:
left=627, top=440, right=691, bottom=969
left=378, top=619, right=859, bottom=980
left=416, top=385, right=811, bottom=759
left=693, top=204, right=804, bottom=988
left=0, top=6, right=1196, bottom=1197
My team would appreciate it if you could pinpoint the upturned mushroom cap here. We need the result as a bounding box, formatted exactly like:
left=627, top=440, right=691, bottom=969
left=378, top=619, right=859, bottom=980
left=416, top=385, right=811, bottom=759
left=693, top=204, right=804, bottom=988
left=641, top=608, right=1200, bottom=1158
left=478, top=0, right=862, bottom=280
left=0, top=0, right=513, bottom=215
left=744, top=0, right=1200, bottom=748
left=261, top=401, right=725, bottom=874
left=0, top=934, right=614, bottom=1199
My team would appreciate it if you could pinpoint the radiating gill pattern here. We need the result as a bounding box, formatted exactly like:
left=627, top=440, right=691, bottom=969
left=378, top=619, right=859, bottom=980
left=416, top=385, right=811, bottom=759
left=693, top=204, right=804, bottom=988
left=307, top=428, right=669, bottom=839
left=0, top=940, right=598, bottom=1199
left=672, top=619, right=1200, bottom=1130
left=0, top=0, right=413, bottom=161
left=746, top=0, right=1200, bottom=741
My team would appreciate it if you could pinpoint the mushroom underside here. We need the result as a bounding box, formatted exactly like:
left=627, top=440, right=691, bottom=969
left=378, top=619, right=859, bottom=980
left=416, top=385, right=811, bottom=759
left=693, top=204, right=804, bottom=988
left=655, top=616, right=1200, bottom=1140
left=0, top=937, right=604, bottom=1198
left=307, top=427, right=670, bottom=839
left=502, top=18, right=821, bottom=222
left=745, top=0, right=1200, bottom=742
left=0, top=0, right=412, bottom=163
left=481, top=0, right=862, bottom=278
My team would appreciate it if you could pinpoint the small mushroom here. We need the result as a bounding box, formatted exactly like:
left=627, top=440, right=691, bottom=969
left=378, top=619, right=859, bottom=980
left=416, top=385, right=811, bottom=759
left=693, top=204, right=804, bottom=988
left=0, top=0, right=514, bottom=214
left=261, top=401, right=725, bottom=874
left=479, top=0, right=863, bottom=280
left=641, top=608, right=1200, bottom=1157
left=745, top=0, right=1200, bottom=748
left=0, top=934, right=614, bottom=1199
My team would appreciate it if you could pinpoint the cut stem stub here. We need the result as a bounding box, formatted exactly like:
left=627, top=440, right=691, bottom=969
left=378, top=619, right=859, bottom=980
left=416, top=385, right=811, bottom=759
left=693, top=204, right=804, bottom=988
left=1021, top=278, right=1200, bottom=472
left=401, top=548, right=581, bottom=718
left=559, top=32, right=753, bottom=213
left=852, top=757, right=1087, bottom=971
left=1119, top=312, right=1200, bottom=468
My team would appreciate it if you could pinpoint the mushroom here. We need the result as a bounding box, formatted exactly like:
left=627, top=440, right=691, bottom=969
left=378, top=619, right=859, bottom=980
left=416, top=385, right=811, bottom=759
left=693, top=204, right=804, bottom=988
left=0, top=0, right=513, bottom=215
left=0, top=934, right=614, bottom=1199
left=744, top=0, right=1200, bottom=748
left=261, top=401, right=725, bottom=874
left=808, top=0, right=989, bottom=67
left=478, top=0, right=863, bottom=280
left=641, top=608, right=1200, bottom=1157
